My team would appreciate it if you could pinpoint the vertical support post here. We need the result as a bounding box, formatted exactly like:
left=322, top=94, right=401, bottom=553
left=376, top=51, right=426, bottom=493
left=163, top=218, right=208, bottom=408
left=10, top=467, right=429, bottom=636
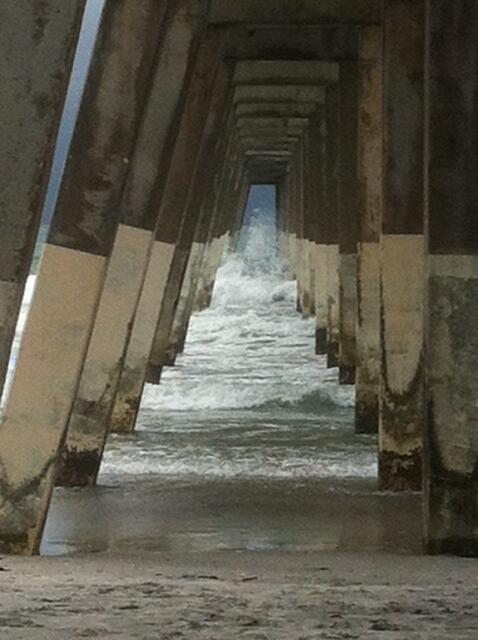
left=57, top=0, right=210, bottom=487
left=424, top=0, right=478, bottom=556
left=379, top=0, right=425, bottom=491
left=109, top=40, right=228, bottom=434
left=325, top=88, right=340, bottom=368
left=355, top=27, right=383, bottom=434
left=0, top=1, right=86, bottom=401
left=338, top=63, right=359, bottom=384
left=0, top=0, right=167, bottom=554
left=308, top=108, right=329, bottom=355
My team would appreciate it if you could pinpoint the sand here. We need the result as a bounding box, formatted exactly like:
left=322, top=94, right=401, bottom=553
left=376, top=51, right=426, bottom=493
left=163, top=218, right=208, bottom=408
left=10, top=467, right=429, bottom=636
left=1, top=549, right=478, bottom=639
left=2, top=476, right=478, bottom=639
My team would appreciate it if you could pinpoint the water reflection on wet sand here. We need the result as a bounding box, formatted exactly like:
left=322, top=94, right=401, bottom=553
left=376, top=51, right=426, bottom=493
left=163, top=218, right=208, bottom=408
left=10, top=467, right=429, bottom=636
left=42, top=476, right=421, bottom=556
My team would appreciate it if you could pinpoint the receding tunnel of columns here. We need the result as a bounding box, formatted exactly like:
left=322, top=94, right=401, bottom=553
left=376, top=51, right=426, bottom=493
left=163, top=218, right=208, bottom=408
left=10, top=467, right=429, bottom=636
left=0, top=0, right=477, bottom=558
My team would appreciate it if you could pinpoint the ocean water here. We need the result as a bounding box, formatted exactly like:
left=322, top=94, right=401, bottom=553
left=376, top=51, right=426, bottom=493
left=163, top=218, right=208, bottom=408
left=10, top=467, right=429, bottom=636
left=5, top=220, right=376, bottom=483
left=99, top=221, right=377, bottom=484
left=8, top=220, right=403, bottom=557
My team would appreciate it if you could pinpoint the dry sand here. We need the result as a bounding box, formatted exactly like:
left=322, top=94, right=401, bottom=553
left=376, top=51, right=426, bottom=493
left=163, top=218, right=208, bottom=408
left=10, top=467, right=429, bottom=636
left=2, top=549, right=478, bottom=639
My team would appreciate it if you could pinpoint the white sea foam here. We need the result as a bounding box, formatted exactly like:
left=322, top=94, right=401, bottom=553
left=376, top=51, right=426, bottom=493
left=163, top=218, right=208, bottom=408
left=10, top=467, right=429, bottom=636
left=103, top=220, right=370, bottom=481
left=3, top=221, right=372, bottom=482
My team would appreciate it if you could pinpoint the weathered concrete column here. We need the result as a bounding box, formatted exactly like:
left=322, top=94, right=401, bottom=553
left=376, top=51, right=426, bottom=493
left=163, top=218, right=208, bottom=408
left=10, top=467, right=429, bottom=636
left=154, top=88, right=236, bottom=371
left=325, top=88, right=340, bottom=368
left=306, top=110, right=329, bottom=354
left=56, top=0, right=210, bottom=487
left=355, top=27, right=383, bottom=434
left=424, top=0, right=478, bottom=556
left=379, top=0, right=424, bottom=492
left=0, top=0, right=167, bottom=554
left=338, top=63, right=359, bottom=385
left=109, top=46, right=229, bottom=433
left=0, top=1, right=86, bottom=402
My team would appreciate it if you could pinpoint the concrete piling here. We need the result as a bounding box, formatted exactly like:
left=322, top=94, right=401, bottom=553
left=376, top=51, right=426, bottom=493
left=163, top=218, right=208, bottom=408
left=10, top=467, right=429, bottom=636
left=324, top=88, right=341, bottom=369
left=337, top=63, right=359, bottom=385
left=109, top=36, right=228, bottom=434
left=0, top=1, right=86, bottom=402
left=424, top=0, right=478, bottom=556
left=354, top=27, right=382, bottom=435
left=378, top=0, right=425, bottom=492
left=0, top=0, right=169, bottom=553
left=57, top=0, right=210, bottom=487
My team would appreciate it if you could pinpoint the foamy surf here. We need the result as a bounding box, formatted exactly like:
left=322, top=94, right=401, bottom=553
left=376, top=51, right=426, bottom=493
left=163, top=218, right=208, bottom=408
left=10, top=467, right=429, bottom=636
left=101, top=221, right=372, bottom=482
left=5, top=220, right=373, bottom=483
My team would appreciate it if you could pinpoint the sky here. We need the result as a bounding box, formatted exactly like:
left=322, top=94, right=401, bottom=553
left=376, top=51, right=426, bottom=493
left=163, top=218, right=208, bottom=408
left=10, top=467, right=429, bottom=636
left=244, top=186, right=277, bottom=226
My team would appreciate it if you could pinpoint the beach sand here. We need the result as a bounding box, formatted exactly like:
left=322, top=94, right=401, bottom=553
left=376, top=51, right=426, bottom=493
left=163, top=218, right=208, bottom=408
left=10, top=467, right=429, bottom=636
left=2, top=549, right=478, bottom=639
left=1, top=477, right=477, bottom=638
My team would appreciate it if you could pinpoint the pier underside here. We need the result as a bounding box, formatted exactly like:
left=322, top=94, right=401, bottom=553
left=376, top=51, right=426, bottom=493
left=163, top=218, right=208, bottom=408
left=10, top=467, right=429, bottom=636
left=1, top=0, right=478, bottom=565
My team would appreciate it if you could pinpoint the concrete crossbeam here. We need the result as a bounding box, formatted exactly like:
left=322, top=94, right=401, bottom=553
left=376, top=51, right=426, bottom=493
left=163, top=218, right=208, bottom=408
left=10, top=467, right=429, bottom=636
left=209, top=0, right=381, bottom=25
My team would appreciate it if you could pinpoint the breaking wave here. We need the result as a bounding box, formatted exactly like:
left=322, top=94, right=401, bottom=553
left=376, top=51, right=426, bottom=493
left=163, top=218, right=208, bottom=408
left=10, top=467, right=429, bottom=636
left=102, top=218, right=369, bottom=481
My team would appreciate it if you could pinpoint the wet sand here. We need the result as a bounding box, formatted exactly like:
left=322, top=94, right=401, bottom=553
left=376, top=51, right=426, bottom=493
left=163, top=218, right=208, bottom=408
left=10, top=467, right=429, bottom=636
left=2, top=477, right=477, bottom=638
left=41, top=476, right=421, bottom=556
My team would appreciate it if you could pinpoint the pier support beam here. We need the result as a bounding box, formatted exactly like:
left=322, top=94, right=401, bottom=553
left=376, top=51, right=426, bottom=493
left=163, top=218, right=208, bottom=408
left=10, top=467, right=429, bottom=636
left=338, top=63, right=359, bottom=384
left=307, top=111, right=328, bottom=352
left=355, top=27, right=382, bottom=434
left=379, top=0, right=424, bottom=491
left=0, top=1, right=86, bottom=401
left=0, top=0, right=166, bottom=554
left=57, top=0, right=209, bottom=487
left=324, top=89, right=340, bottom=368
left=424, top=0, right=478, bottom=556
left=109, top=41, right=229, bottom=434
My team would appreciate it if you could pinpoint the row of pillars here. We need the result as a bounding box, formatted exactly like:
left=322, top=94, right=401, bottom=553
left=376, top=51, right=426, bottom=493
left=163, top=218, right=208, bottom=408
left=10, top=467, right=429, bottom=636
left=0, top=0, right=477, bottom=557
